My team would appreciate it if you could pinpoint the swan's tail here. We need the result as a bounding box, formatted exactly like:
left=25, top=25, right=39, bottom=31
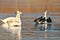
left=0, top=19, right=4, bottom=23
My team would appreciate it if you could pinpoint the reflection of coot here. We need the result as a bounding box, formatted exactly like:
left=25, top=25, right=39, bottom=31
left=40, top=26, right=45, bottom=31
left=47, top=24, right=52, bottom=30
left=39, top=23, right=52, bottom=31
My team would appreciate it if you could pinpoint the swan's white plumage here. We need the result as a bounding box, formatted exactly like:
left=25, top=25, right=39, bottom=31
left=2, top=17, right=15, bottom=23
left=2, top=11, right=22, bottom=27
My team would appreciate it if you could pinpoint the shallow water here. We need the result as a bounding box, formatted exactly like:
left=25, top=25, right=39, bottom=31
left=0, top=12, right=60, bottom=40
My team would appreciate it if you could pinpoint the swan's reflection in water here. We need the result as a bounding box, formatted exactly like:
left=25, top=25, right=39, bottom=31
left=1, top=23, right=22, bottom=40
left=34, top=22, right=52, bottom=31
left=34, top=23, right=52, bottom=38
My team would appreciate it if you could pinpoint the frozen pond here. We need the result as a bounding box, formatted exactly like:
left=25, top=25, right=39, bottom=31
left=0, top=12, right=60, bottom=40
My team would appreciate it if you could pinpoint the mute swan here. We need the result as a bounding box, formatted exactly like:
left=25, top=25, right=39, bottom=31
left=1, top=11, right=22, bottom=27
left=1, top=11, right=22, bottom=40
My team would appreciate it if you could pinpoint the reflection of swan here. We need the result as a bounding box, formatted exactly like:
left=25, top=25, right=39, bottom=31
left=1, top=11, right=22, bottom=40
left=35, top=22, right=52, bottom=31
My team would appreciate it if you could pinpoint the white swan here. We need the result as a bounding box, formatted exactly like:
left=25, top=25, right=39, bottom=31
left=1, top=11, right=22, bottom=40
left=1, top=11, right=22, bottom=27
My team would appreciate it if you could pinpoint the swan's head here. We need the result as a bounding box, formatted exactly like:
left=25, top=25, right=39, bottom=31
left=17, top=11, right=22, bottom=14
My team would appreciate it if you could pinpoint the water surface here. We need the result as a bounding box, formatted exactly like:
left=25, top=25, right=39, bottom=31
left=0, top=12, right=60, bottom=40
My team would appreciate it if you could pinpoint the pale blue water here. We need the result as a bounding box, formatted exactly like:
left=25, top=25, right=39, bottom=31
left=0, top=12, right=60, bottom=40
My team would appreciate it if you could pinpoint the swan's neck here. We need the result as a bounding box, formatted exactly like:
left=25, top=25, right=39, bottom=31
left=16, top=11, right=22, bottom=25
left=16, top=13, right=20, bottom=20
left=16, top=11, right=22, bottom=20
left=44, top=11, right=47, bottom=19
